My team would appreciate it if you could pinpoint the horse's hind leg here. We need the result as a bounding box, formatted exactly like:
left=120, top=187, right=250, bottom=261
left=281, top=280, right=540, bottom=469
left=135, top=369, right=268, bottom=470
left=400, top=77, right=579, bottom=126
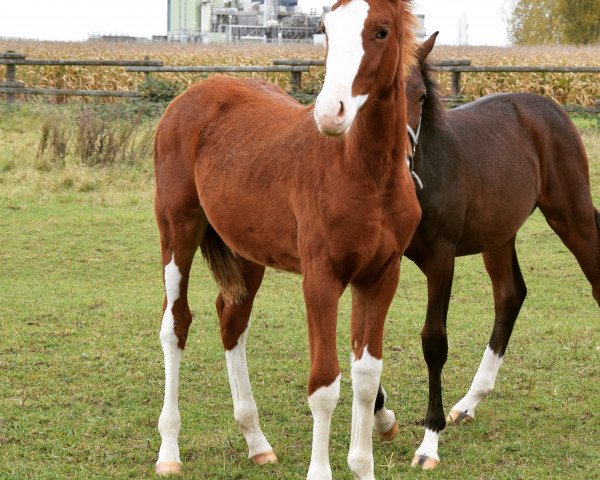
left=216, top=258, right=277, bottom=465
left=155, top=200, right=207, bottom=476
left=448, top=237, right=526, bottom=424
left=538, top=196, right=600, bottom=307
left=533, top=129, right=600, bottom=305
left=373, top=384, right=398, bottom=441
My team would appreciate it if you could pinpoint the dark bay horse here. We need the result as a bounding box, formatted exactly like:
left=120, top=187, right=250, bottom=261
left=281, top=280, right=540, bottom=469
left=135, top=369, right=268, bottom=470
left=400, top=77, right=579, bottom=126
left=205, top=32, right=600, bottom=473
left=153, top=0, right=420, bottom=478
left=401, top=32, right=600, bottom=469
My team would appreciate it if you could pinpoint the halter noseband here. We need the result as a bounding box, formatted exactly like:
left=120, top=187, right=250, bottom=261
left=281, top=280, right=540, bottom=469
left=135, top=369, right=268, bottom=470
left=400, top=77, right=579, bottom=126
left=406, top=116, right=424, bottom=190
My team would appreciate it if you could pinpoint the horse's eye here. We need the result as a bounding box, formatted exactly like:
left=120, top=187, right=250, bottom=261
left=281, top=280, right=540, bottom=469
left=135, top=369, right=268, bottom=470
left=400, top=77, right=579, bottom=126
left=376, top=28, right=389, bottom=40
left=319, top=22, right=326, bottom=35
left=419, top=93, right=427, bottom=103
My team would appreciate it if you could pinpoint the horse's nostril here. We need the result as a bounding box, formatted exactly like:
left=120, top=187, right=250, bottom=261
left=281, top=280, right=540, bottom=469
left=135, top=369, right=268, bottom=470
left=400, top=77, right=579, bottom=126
left=337, top=101, right=345, bottom=120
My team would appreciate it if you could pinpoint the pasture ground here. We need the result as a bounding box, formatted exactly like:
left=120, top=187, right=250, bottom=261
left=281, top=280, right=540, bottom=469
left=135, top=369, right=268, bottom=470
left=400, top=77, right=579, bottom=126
left=0, top=102, right=599, bottom=479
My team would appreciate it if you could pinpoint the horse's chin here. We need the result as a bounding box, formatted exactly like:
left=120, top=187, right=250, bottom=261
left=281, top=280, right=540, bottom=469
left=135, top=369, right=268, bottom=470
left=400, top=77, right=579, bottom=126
left=317, top=121, right=352, bottom=137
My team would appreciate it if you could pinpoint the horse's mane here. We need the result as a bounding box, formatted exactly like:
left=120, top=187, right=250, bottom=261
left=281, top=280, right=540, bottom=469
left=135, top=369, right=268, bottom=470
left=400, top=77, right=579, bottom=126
left=402, top=1, right=418, bottom=77
left=420, top=57, right=447, bottom=127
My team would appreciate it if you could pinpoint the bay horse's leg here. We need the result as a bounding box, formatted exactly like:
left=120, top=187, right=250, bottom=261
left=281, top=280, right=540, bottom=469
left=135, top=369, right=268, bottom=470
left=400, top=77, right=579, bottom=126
left=304, top=268, right=343, bottom=480
left=347, top=260, right=400, bottom=480
left=155, top=205, right=207, bottom=476
left=448, top=237, right=526, bottom=424
left=412, top=253, right=454, bottom=470
left=216, top=258, right=277, bottom=465
left=538, top=201, right=600, bottom=307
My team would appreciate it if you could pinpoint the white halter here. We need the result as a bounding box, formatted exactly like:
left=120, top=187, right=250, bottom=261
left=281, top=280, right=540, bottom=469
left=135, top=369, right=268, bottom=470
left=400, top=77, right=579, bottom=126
left=406, top=116, right=423, bottom=190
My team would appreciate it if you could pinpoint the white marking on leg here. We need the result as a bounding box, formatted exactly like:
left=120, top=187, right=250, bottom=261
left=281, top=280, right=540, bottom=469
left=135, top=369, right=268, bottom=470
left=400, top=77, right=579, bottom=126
left=157, top=255, right=183, bottom=466
left=415, top=429, right=440, bottom=461
left=314, top=0, right=370, bottom=134
left=307, top=374, right=341, bottom=480
left=451, top=345, right=503, bottom=418
left=373, top=387, right=396, bottom=434
left=225, top=322, right=274, bottom=459
left=348, top=347, right=382, bottom=480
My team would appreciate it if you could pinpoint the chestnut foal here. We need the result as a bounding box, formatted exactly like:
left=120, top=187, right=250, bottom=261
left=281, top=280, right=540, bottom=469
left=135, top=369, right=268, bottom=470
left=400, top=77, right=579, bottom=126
left=399, top=33, right=600, bottom=469
left=153, top=0, right=420, bottom=478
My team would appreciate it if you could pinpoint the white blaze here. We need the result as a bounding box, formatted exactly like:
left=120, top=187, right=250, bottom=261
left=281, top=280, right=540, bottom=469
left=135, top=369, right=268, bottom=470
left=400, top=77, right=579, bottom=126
left=314, top=0, right=370, bottom=133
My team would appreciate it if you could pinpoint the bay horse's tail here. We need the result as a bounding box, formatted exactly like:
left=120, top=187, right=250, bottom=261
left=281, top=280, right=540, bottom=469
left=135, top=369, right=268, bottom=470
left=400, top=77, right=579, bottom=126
left=200, top=224, right=247, bottom=304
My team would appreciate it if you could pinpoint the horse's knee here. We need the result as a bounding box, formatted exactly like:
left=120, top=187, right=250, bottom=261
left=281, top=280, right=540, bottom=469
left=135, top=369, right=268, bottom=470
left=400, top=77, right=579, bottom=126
left=170, top=300, right=193, bottom=349
left=233, top=404, right=258, bottom=429
left=351, top=350, right=382, bottom=403
left=421, top=331, right=448, bottom=367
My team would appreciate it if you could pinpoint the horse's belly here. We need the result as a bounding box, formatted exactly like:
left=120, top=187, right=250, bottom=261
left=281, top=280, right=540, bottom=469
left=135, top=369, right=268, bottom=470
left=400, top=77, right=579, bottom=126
left=456, top=200, right=534, bottom=255
left=199, top=181, right=301, bottom=273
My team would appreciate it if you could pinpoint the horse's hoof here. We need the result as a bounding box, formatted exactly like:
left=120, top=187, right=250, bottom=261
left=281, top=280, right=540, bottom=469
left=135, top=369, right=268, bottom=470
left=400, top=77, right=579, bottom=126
left=447, top=409, right=474, bottom=425
left=378, top=420, right=399, bottom=442
left=251, top=450, right=278, bottom=465
left=411, top=454, right=439, bottom=470
left=155, top=461, right=182, bottom=476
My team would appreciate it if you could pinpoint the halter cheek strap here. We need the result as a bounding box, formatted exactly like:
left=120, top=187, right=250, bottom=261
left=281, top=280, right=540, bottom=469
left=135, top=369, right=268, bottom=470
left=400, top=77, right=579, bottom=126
left=406, top=117, right=424, bottom=190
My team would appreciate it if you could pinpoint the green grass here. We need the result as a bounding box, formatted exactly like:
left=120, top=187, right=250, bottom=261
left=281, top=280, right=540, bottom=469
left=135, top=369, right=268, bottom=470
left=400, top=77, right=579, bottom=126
left=0, top=103, right=599, bottom=480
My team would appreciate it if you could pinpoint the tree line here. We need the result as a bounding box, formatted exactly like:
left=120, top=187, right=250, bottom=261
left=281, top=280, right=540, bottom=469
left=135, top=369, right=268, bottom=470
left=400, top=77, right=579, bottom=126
left=509, top=0, right=600, bottom=45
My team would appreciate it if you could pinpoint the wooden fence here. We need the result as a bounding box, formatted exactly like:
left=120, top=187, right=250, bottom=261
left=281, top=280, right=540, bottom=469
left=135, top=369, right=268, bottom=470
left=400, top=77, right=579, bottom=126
left=1, top=50, right=600, bottom=112
left=0, top=51, right=309, bottom=102
left=274, top=58, right=600, bottom=110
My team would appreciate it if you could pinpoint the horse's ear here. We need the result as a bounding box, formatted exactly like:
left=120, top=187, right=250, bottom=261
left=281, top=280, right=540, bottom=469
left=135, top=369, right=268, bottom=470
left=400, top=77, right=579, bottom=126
left=417, top=31, right=438, bottom=63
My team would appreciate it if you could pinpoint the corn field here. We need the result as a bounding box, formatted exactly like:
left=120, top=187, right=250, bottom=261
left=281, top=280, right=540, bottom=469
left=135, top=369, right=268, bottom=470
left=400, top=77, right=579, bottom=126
left=1, top=40, right=600, bottom=105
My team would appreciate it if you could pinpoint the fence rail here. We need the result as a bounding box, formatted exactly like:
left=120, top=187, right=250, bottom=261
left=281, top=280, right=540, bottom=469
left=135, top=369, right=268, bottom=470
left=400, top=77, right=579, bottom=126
left=273, top=58, right=600, bottom=109
left=0, top=50, right=312, bottom=101
left=1, top=50, right=600, bottom=112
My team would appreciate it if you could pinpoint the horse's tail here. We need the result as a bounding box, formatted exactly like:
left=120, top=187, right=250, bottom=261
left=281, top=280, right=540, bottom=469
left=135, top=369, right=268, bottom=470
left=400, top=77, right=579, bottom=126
left=200, top=225, right=246, bottom=305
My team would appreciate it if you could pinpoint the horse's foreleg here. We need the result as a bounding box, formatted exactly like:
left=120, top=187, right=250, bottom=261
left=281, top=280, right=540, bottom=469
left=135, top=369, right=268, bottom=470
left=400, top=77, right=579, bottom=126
left=348, top=260, right=400, bottom=480
left=303, top=269, right=343, bottom=480
left=412, top=254, right=454, bottom=470
left=155, top=208, right=207, bottom=476
left=216, top=258, right=277, bottom=464
left=448, top=238, right=526, bottom=424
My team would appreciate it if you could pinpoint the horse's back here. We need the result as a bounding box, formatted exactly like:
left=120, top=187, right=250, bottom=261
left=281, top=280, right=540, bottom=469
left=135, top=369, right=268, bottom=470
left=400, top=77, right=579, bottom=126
left=443, top=93, right=584, bottom=254
left=154, top=75, right=309, bottom=185
left=154, top=75, right=318, bottom=273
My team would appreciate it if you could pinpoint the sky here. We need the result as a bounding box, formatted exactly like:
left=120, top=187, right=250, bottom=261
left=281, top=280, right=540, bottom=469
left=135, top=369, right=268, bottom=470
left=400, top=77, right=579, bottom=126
left=0, top=0, right=512, bottom=46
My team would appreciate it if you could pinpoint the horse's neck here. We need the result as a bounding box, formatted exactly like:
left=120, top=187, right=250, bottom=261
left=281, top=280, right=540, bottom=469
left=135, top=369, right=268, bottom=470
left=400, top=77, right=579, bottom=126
left=346, top=83, right=407, bottom=185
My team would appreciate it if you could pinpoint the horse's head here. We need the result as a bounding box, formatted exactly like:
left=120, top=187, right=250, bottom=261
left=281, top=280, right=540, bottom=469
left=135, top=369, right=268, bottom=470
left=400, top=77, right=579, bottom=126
left=314, top=0, right=412, bottom=136
left=406, top=31, right=437, bottom=141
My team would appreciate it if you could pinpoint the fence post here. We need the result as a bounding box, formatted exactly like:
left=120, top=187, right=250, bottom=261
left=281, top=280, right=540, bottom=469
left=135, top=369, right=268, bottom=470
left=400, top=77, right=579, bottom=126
left=143, top=55, right=152, bottom=88
left=290, top=70, right=302, bottom=93
left=1, top=51, right=26, bottom=103
left=451, top=71, right=461, bottom=98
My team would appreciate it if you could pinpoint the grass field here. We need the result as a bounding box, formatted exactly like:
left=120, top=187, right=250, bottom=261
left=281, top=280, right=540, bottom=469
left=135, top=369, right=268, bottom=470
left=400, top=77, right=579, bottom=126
left=0, top=102, right=599, bottom=480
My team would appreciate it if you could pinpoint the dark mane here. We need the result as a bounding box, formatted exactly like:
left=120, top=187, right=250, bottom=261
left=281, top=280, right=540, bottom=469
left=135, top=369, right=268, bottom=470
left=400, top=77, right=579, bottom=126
left=420, top=58, right=446, bottom=128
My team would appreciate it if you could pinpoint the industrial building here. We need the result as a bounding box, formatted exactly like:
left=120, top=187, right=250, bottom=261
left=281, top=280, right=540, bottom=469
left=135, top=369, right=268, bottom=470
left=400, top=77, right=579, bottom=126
left=166, top=0, right=425, bottom=43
